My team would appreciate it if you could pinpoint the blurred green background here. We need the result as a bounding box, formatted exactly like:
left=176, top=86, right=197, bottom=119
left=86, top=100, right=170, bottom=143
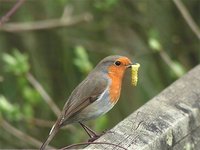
left=0, top=0, right=199, bottom=148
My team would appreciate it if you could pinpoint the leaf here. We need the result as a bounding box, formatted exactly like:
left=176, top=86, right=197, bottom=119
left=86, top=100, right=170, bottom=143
left=22, top=86, right=41, bottom=105
left=0, top=95, right=22, bottom=121
left=2, top=49, right=30, bottom=75
left=73, top=46, right=93, bottom=74
left=23, top=104, right=34, bottom=120
left=148, top=38, right=162, bottom=52
left=0, top=96, right=13, bottom=112
left=170, top=61, right=186, bottom=77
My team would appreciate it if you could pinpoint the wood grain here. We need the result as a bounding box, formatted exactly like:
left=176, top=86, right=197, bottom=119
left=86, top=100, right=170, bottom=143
left=85, top=65, right=200, bottom=150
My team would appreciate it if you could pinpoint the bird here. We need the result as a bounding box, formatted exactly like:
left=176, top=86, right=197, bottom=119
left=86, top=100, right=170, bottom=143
left=40, top=55, right=136, bottom=150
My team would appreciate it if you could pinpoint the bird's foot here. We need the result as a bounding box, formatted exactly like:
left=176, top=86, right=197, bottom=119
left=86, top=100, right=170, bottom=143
left=88, top=130, right=114, bottom=142
left=88, top=135, right=99, bottom=142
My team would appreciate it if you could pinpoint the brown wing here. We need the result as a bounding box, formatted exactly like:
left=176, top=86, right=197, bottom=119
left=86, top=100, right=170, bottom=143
left=59, top=72, right=108, bottom=126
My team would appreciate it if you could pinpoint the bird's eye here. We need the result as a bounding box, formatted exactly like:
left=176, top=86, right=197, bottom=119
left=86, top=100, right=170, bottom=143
left=114, top=61, right=121, bottom=66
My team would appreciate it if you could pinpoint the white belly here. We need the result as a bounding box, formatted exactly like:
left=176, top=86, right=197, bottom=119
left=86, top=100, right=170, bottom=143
left=72, top=88, right=115, bottom=122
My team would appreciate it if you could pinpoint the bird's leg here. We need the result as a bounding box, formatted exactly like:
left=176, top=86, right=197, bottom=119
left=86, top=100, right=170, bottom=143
left=79, top=122, right=98, bottom=137
left=79, top=122, right=93, bottom=138
left=79, top=122, right=101, bottom=142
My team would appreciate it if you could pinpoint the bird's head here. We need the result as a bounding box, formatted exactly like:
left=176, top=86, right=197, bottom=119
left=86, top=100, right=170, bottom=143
left=95, top=55, right=134, bottom=78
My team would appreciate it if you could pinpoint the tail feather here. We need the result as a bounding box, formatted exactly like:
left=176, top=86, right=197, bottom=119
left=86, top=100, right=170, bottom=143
left=49, top=123, right=56, bottom=135
left=40, top=124, right=59, bottom=150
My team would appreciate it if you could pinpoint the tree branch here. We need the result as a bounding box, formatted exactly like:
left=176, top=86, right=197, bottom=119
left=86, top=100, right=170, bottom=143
left=30, top=118, right=76, bottom=132
left=0, top=12, right=92, bottom=32
left=0, top=119, right=55, bottom=149
left=173, top=0, right=200, bottom=40
left=0, top=0, right=26, bottom=26
left=26, top=73, right=61, bottom=117
left=30, top=118, right=55, bottom=128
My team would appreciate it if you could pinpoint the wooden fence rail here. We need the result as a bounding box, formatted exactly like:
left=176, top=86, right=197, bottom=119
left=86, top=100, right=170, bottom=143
left=85, top=64, right=200, bottom=150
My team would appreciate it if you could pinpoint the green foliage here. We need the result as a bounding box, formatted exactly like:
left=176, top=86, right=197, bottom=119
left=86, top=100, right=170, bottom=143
left=148, top=32, right=186, bottom=78
left=2, top=50, right=41, bottom=121
left=73, top=46, right=93, bottom=74
left=22, top=104, right=34, bottom=120
left=94, top=115, right=108, bottom=132
left=22, top=85, right=40, bottom=105
left=170, top=61, right=186, bottom=78
left=0, top=95, right=22, bottom=121
left=148, top=38, right=162, bottom=52
left=2, top=49, right=29, bottom=75
left=94, top=0, right=118, bottom=10
left=148, top=29, right=162, bottom=52
left=59, top=0, right=69, bottom=6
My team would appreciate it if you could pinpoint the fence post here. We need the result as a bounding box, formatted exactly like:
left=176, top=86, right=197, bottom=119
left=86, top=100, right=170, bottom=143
left=85, top=65, right=200, bottom=150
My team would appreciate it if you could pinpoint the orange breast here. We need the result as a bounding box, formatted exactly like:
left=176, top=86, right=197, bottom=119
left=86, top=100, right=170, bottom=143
left=108, top=65, right=125, bottom=103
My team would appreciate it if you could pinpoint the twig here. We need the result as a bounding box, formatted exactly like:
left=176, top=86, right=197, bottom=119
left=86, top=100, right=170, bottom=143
left=0, top=12, right=93, bottom=32
left=30, top=118, right=76, bottom=131
left=0, top=0, right=26, bottom=26
left=156, top=49, right=185, bottom=77
left=30, top=118, right=55, bottom=128
left=26, top=72, right=61, bottom=117
left=0, top=119, right=55, bottom=149
left=61, top=141, right=127, bottom=150
left=173, top=0, right=200, bottom=40
left=159, top=50, right=174, bottom=70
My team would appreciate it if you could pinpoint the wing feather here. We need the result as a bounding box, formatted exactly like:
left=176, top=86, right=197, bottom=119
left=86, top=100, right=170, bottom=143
left=59, top=72, right=108, bottom=126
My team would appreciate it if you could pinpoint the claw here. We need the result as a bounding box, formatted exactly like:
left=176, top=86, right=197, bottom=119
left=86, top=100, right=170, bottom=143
left=88, top=135, right=101, bottom=142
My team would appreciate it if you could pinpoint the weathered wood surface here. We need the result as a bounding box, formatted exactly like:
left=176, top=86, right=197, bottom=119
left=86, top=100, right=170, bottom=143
left=85, top=65, right=200, bottom=150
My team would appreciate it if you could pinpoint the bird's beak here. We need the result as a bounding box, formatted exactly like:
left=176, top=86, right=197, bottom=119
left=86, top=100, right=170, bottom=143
left=127, top=64, right=132, bottom=68
left=126, top=63, right=138, bottom=68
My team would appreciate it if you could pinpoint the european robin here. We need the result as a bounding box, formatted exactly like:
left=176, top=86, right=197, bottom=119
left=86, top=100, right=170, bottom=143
left=40, top=55, right=138, bottom=150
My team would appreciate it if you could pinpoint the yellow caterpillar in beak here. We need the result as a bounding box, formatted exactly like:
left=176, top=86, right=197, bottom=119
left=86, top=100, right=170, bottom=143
left=131, top=63, right=140, bottom=86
